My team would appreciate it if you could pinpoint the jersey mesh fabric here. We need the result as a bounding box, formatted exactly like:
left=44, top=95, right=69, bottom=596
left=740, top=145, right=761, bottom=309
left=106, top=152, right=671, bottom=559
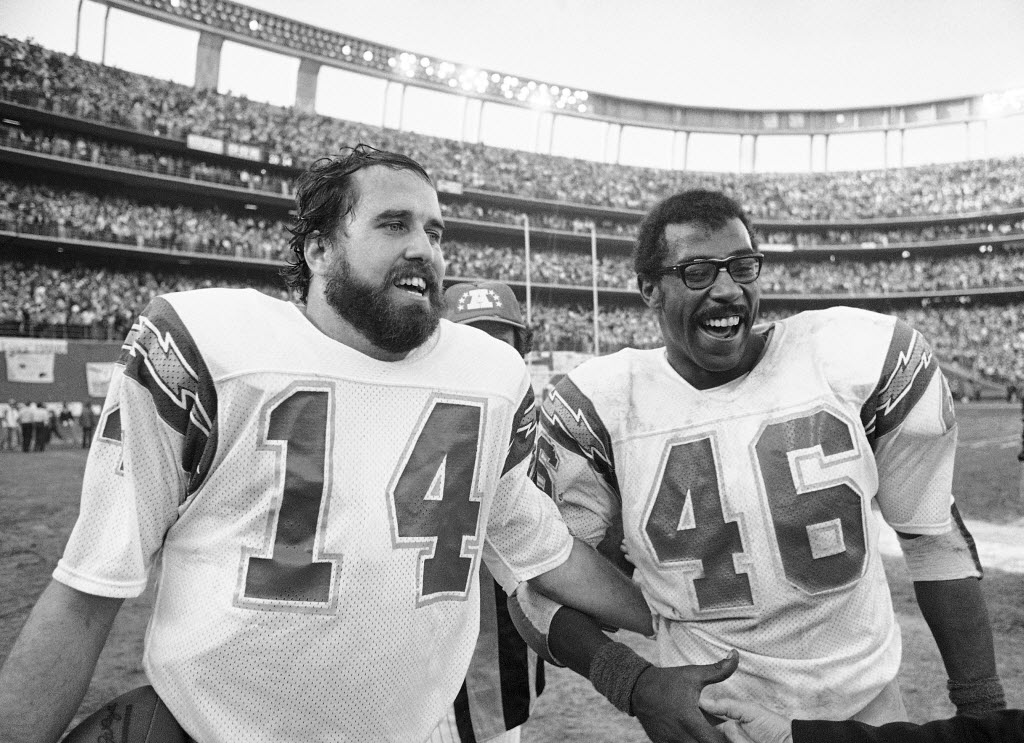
left=54, top=289, right=571, bottom=743
left=535, top=307, right=961, bottom=722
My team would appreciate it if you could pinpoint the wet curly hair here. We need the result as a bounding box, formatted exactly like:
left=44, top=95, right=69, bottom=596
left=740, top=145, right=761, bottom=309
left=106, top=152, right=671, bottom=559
left=280, top=144, right=433, bottom=301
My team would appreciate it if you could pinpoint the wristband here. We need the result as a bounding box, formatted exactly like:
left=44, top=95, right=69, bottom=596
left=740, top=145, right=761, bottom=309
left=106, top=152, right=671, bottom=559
left=947, top=676, right=1006, bottom=715
left=588, top=641, right=653, bottom=716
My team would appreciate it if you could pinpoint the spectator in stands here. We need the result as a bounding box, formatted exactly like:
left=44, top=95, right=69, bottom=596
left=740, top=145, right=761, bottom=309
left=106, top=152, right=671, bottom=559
left=4, top=34, right=1024, bottom=219
left=4, top=32, right=1024, bottom=385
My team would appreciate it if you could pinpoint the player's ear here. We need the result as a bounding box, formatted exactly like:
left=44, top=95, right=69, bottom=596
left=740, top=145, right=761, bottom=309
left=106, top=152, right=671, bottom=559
left=638, top=274, right=663, bottom=310
left=304, top=232, right=331, bottom=276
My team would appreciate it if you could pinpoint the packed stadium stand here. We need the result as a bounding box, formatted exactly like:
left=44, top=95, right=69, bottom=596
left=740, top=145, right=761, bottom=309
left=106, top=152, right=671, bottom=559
left=1, top=32, right=1022, bottom=394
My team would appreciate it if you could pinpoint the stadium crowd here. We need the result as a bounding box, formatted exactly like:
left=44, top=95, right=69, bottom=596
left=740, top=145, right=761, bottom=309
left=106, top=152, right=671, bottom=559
left=0, top=259, right=288, bottom=340
left=5, top=178, right=1024, bottom=295
left=442, top=199, right=1024, bottom=248
left=3, top=35, right=1023, bottom=388
left=9, top=121, right=1024, bottom=249
left=1, top=259, right=1020, bottom=387
left=5, top=35, right=1024, bottom=219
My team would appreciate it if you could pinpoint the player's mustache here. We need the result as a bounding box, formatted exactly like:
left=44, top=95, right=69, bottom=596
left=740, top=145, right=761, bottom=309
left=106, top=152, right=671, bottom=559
left=695, top=303, right=749, bottom=322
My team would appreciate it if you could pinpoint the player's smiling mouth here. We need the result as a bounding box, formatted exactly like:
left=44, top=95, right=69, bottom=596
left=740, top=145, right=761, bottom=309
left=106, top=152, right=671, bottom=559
left=394, top=276, right=428, bottom=295
left=698, top=313, right=744, bottom=340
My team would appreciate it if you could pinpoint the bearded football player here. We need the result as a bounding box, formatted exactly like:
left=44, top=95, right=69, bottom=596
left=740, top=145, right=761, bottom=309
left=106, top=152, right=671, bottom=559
left=0, top=147, right=737, bottom=743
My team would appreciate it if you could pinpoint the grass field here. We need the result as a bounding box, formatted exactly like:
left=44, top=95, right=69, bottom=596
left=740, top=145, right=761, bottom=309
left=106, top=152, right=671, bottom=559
left=1, top=403, right=1022, bottom=741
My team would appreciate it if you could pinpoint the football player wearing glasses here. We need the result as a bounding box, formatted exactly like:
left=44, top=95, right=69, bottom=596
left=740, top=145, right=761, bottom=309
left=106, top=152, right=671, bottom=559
left=656, top=253, right=764, bottom=291
left=513, top=189, right=1003, bottom=743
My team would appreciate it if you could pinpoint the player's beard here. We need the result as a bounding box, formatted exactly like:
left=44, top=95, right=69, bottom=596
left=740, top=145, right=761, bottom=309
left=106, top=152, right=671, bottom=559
left=323, top=255, right=444, bottom=355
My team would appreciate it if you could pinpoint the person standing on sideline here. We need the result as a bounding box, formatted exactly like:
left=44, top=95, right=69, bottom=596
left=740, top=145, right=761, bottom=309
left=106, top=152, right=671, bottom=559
left=18, top=401, right=36, bottom=452
left=1017, top=389, right=1024, bottom=462
left=1, top=399, right=19, bottom=451
left=444, top=280, right=540, bottom=743
left=32, top=403, right=50, bottom=452
left=47, top=406, right=64, bottom=445
left=78, top=402, right=96, bottom=449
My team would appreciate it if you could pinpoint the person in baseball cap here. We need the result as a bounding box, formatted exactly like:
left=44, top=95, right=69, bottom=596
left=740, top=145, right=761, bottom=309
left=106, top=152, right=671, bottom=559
left=444, top=281, right=533, bottom=358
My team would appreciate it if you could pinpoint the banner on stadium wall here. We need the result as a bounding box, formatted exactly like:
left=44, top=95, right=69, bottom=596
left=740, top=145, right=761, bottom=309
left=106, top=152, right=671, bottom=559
left=5, top=352, right=55, bottom=383
left=0, top=338, right=68, bottom=354
left=226, top=141, right=263, bottom=162
left=0, top=339, right=121, bottom=402
left=186, top=133, right=224, bottom=155
left=86, top=362, right=117, bottom=399
left=436, top=180, right=464, bottom=194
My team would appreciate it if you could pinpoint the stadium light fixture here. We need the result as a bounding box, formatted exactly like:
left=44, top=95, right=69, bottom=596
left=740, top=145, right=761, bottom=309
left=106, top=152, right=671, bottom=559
left=981, top=89, right=1024, bottom=117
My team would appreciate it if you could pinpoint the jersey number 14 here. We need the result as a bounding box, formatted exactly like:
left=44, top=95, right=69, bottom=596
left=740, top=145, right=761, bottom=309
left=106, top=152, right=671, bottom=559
left=238, top=387, right=483, bottom=613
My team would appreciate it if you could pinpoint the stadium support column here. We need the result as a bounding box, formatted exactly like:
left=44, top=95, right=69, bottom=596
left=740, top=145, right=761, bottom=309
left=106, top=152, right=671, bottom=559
left=195, top=31, right=225, bottom=92
left=537, top=112, right=554, bottom=154
left=745, top=135, right=761, bottom=172
left=461, top=97, right=483, bottom=143
left=522, top=214, right=532, bottom=326
left=398, top=84, right=407, bottom=131
left=601, top=122, right=621, bottom=164
left=100, top=3, right=111, bottom=64
left=295, top=58, right=320, bottom=115
left=672, top=130, right=689, bottom=170
left=590, top=223, right=600, bottom=356
left=74, top=0, right=85, bottom=57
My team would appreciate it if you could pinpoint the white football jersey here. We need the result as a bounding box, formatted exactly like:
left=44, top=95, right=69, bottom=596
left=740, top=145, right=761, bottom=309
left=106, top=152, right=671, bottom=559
left=55, top=288, right=572, bottom=743
left=533, top=306, right=976, bottom=721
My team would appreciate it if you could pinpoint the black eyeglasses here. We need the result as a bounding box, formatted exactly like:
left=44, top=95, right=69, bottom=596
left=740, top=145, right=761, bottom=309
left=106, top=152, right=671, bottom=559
left=657, top=254, right=764, bottom=290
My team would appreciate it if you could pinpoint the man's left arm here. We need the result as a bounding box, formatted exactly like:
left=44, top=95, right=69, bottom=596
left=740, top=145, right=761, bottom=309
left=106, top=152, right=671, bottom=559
left=866, top=322, right=1004, bottom=714
left=912, top=576, right=1004, bottom=714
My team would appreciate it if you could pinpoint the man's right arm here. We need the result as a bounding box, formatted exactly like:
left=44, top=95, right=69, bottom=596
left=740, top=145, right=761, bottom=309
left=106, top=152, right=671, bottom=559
left=0, top=580, right=123, bottom=743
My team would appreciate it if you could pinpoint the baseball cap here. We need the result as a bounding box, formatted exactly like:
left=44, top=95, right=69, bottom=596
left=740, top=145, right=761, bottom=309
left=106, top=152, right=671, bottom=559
left=444, top=281, right=525, bottom=329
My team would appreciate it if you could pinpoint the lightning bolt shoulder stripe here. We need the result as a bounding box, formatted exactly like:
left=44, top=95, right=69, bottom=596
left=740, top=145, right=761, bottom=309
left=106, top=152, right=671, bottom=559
left=120, top=296, right=219, bottom=496
left=860, top=319, right=940, bottom=444
left=538, top=377, right=616, bottom=491
left=502, top=384, right=538, bottom=476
